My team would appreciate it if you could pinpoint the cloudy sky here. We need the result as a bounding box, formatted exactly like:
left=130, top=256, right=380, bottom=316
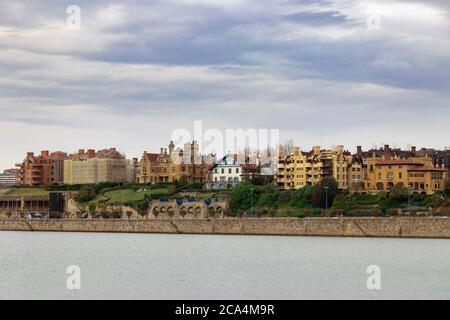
left=0, top=0, right=449, bottom=169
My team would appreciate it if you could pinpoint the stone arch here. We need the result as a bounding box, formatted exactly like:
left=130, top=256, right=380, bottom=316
left=387, top=182, right=395, bottom=190
left=208, top=207, right=216, bottom=217
left=376, top=182, right=384, bottom=191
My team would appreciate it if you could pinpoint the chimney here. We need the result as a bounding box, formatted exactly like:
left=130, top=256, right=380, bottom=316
left=27, top=152, right=34, bottom=157
left=87, top=149, right=95, bottom=159
left=384, top=145, right=391, bottom=160
left=411, top=146, right=417, bottom=155
left=78, top=149, right=85, bottom=155
left=160, top=148, right=164, bottom=155
left=41, top=150, right=49, bottom=157
left=357, top=146, right=362, bottom=155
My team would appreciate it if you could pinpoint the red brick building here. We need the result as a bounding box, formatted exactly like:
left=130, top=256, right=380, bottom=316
left=16, top=151, right=68, bottom=186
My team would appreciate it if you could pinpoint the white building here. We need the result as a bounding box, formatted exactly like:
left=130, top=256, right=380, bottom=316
left=0, top=169, right=19, bottom=186
left=208, top=155, right=243, bottom=190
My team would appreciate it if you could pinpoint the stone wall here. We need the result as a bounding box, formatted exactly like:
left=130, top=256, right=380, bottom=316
left=1, top=217, right=450, bottom=238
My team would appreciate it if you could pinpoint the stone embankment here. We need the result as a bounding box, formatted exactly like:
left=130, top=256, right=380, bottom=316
left=1, top=217, right=450, bottom=239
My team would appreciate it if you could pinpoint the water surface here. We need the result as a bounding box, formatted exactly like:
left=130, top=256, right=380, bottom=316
left=0, top=232, right=449, bottom=300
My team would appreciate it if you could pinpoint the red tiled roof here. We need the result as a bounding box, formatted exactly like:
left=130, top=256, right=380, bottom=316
left=145, top=153, right=159, bottom=161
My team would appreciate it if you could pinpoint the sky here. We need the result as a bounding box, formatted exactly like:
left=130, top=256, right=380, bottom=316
left=0, top=0, right=449, bottom=169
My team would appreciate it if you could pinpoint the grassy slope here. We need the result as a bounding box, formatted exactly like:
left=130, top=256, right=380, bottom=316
left=102, top=188, right=169, bottom=202
left=5, top=188, right=49, bottom=197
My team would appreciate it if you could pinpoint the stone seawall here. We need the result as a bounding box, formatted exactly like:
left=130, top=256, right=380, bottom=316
left=1, top=217, right=450, bottom=238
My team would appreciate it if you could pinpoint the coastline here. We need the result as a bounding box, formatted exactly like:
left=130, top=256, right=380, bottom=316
left=1, top=217, right=450, bottom=239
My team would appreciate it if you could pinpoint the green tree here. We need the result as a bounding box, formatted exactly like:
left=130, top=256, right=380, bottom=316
left=389, top=183, right=409, bottom=202
left=312, top=177, right=339, bottom=209
left=76, top=186, right=97, bottom=203
left=257, top=183, right=280, bottom=208
left=88, top=202, right=97, bottom=213
left=229, top=182, right=260, bottom=213
left=292, top=185, right=314, bottom=207
left=444, top=179, right=450, bottom=197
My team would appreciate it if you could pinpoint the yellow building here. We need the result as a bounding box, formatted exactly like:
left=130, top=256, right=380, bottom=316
left=277, top=145, right=354, bottom=190
left=64, top=148, right=136, bottom=185
left=365, top=158, right=447, bottom=195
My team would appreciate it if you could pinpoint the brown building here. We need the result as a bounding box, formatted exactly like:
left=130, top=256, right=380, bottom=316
left=16, top=151, right=68, bottom=186
left=139, top=141, right=213, bottom=184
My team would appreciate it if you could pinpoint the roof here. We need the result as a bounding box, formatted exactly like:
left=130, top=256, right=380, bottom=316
left=144, top=153, right=159, bottom=162
left=377, top=159, right=420, bottom=166
left=408, top=166, right=446, bottom=172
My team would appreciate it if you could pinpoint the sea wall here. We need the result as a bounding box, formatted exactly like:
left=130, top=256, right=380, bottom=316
left=1, top=217, right=450, bottom=238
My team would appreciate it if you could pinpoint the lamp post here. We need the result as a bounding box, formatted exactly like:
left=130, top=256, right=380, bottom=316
left=324, top=186, right=329, bottom=217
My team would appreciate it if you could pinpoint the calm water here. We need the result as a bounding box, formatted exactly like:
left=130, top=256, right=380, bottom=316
left=0, top=231, right=449, bottom=300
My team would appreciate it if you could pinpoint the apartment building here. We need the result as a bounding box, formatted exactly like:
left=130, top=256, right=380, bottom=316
left=0, top=169, right=20, bottom=186
left=16, top=151, right=68, bottom=185
left=64, top=148, right=137, bottom=185
left=277, top=145, right=353, bottom=190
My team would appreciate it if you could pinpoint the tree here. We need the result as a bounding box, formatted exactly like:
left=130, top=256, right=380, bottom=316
left=389, top=183, right=409, bottom=202
left=312, top=177, right=339, bottom=209
left=76, top=186, right=97, bottom=203
left=445, top=179, right=450, bottom=197
left=230, top=182, right=260, bottom=213
left=257, top=183, right=280, bottom=208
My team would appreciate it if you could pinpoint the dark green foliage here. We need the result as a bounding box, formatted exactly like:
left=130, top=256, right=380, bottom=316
left=257, top=184, right=280, bottom=208
left=312, top=177, right=339, bottom=209
left=291, top=186, right=314, bottom=208
left=76, top=186, right=98, bottom=203
left=445, top=180, right=450, bottom=197
left=389, top=184, right=409, bottom=202
left=229, top=182, right=260, bottom=213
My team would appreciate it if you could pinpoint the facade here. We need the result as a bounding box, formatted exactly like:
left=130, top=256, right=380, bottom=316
left=365, top=158, right=446, bottom=195
left=0, top=169, right=20, bottom=186
left=277, top=145, right=353, bottom=190
left=139, top=141, right=213, bottom=184
left=16, top=151, right=68, bottom=186
left=64, top=148, right=136, bottom=185
left=208, top=155, right=243, bottom=190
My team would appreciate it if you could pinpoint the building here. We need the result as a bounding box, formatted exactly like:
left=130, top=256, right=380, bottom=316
left=208, top=154, right=243, bottom=190
left=0, top=169, right=20, bottom=186
left=139, top=141, right=213, bottom=184
left=16, top=151, right=68, bottom=186
left=365, top=156, right=447, bottom=195
left=277, top=145, right=353, bottom=190
left=64, top=148, right=136, bottom=185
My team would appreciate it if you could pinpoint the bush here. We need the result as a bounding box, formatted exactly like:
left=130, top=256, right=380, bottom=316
left=312, top=177, right=339, bottom=209
left=76, top=186, right=98, bottom=203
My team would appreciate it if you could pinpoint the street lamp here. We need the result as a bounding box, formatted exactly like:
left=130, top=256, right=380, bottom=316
left=324, top=186, right=329, bottom=217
